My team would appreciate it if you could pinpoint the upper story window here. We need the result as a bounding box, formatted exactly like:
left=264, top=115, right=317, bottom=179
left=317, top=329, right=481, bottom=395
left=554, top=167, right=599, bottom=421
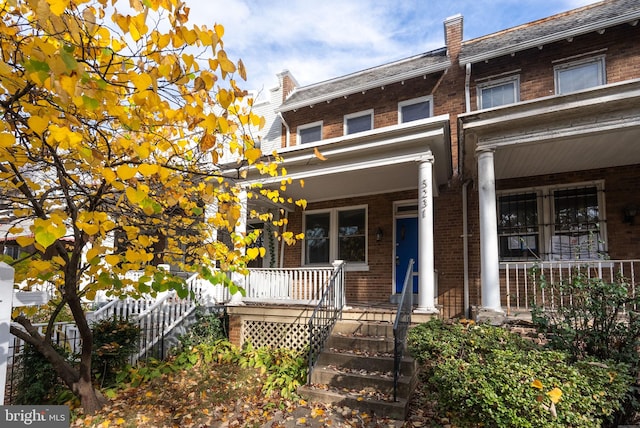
left=304, top=206, right=367, bottom=266
left=398, top=96, right=433, bottom=123
left=554, top=56, right=606, bottom=95
left=498, top=183, right=606, bottom=261
left=344, top=110, right=373, bottom=135
left=298, top=121, right=322, bottom=144
left=477, top=75, right=519, bottom=109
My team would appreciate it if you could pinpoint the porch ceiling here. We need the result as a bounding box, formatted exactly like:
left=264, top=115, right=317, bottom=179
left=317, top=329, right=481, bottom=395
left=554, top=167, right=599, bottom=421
left=245, top=115, right=452, bottom=205
left=460, top=79, right=640, bottom=180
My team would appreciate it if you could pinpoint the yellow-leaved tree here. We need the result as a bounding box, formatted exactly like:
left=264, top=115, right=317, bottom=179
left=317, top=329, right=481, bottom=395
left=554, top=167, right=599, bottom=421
left=0, top=0, right=298, bottom=413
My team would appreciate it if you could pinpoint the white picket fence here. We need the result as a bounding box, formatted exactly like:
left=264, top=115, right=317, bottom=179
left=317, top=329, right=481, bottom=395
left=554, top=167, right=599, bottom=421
left=1, top=263, right=340, bottom=403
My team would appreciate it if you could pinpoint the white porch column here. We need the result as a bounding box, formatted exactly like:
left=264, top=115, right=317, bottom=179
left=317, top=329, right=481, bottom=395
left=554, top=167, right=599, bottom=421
left=477, top=148, right=503, bottom=313
left=416, top=156, right=438, bottom=313
left=229, top=188, right=248, bottom=305
left=0, top=262, right=14, bottom=405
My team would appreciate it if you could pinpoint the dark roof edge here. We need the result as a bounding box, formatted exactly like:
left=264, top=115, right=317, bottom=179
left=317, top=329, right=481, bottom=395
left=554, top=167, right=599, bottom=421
left=278, top=50, right=450, bottom=113
left=460, top=11, right=640, bottom=65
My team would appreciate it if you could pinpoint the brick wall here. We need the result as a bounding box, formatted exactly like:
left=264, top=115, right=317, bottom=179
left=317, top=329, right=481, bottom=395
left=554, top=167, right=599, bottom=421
left=469, top=22, right=640, bottom=109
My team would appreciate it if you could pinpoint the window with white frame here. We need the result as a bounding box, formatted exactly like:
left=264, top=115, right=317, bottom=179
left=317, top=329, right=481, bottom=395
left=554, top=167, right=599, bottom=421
left=398, top=96, right=433, bottom=123
left=298, top=121, right=322, bottom=144
left=498, top=183, right=606, bottom=261
left=344, top=110, right=373, bottom=135
left=304, top=207, right=367, bottom=265
left=554, top=56, right=606, bottom=95
left=478, top=75, right=519, bottom=109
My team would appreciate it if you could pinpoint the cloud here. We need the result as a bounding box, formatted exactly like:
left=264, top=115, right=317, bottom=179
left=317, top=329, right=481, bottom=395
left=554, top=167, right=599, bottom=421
left=182, top=0, right=602, bottom=94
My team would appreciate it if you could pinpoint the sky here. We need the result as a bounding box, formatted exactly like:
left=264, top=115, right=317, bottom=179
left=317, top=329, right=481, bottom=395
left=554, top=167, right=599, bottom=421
left=180, top=0, right=603, bottom=98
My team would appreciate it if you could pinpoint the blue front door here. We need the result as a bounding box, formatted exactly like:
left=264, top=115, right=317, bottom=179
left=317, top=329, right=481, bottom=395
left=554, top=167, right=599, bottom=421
left=395, top=217, right=418, bottom=294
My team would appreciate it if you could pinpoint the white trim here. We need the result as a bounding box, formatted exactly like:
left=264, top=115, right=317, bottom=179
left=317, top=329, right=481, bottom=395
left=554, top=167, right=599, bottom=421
left=297, top=120, right=323, bottom=145
left=398, top=95, right=434, bottom=123
left=344, top=109, right=374, bottom=135
left=554, top=55, right=606, bottom=95
left=477, top=75, right=520, bottom=110
left=302, top=205, right=369, bottom=270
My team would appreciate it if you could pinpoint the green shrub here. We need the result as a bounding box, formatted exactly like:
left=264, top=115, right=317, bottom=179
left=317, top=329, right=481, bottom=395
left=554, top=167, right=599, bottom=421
left=531, top=270, right=640, bottom=367
left=91, top=318, right=140, bottom=387
left=408, top=320, right=632, bottom=428
left=177, top=307, right=227, bottom=350
left=14, top=343, right=71, bottom=405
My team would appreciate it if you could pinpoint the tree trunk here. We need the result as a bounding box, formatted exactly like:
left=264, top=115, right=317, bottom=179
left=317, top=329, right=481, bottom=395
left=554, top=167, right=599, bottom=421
left=73, top=376, right=108, bottom=414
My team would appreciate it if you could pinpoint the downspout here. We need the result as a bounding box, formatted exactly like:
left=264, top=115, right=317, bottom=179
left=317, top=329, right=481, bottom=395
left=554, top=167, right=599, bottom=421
left=463, top=62, right=472, bottom=318
left=278, top=112, right=291, bottom=147
left=464, top=62, right=472, bottom=113
left=462, top=179, right=472, bottom=319
left=279, top=211, right=289, bottom=268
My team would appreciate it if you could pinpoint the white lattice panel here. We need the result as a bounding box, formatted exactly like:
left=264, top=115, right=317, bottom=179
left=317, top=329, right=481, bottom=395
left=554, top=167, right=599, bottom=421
left=241, top=320, right=309, bottom=350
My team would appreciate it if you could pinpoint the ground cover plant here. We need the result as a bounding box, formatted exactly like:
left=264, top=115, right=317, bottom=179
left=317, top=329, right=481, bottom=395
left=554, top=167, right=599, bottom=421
left=408, top=319, right=632, bottom=428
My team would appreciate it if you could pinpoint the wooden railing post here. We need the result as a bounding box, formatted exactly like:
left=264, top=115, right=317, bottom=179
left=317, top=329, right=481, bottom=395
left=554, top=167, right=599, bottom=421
left=0, top=262, right=15, bottom=405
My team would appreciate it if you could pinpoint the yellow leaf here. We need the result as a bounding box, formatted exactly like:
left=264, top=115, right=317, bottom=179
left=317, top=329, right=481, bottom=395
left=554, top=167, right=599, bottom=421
left=314, top=147, right=327, bottom=161
left=105, top=254, right=120, bottom=266
left=102, top=168, right=116, bottom=184
left=132, top=72, right=153, bottom=92
left=247, top=247, right=259, bottom=259
left=138, top=163, right=159, bottom=177
left=547, top=387, right=562, bottom=404
left=34, top=218, right=66, bottom=249
left=116, top=165, right=137, bottom=180
left=0, top=132, right=14, bottom=148
left=126, top=187, right=147, bottom=204
left=16, top=235, right=34, bottom=247
left=46, top=0, right=67, bottom=15
left=296, top=418, right=306, bottom=424
left=245, top=147, right=261, bottom=164
left=531, top=379, right=543, bottom=390
left=86, top=247, right=100, bottom=261
left=28, top=116, right=49, bottom=134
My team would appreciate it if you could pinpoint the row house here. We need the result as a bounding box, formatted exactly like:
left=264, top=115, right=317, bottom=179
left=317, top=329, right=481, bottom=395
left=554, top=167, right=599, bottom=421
left=235, top=0, right=640, bottom=323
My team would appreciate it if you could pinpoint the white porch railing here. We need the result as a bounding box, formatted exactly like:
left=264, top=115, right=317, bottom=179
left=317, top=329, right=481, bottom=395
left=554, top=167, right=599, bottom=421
left=243, top=267, right=335, bottom=305
left=500, top=259, right=640, bottom=316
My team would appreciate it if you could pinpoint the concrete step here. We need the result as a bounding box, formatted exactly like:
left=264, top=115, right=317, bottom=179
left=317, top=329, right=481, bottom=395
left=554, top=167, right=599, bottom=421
left=326, top=334, right=395, bottom=353
left=309, top=365, right=417, bottom=397
left=298, top=384, right=409, bottom=420
left=299, top=318, right=419, bottom=420
left=316, top=350, right=416, bottom=374
left=331, top=319, right=394, bottom=336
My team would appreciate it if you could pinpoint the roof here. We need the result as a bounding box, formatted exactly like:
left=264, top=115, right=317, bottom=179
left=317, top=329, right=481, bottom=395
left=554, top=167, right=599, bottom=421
left=279, top=48, right=450, bottom=112
left=460, top=0, right=640, bottom=65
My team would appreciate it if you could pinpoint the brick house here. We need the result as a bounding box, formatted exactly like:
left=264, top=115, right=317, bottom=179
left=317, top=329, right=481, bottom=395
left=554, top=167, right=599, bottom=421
left=236, top=0, right=640, bottom=324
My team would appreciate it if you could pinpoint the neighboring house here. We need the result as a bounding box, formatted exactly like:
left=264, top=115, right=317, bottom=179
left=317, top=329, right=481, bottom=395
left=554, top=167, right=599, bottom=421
left=238, top=0, right=640, bottom=320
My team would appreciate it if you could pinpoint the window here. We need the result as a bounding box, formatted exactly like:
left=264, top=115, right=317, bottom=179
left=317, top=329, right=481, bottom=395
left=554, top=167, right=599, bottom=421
left=399, top=96, right=433, bottom=123
left=304, top=207, right=367, bottom=265
left=498, top=184, right=605, bottom=261
left=498, top=192, right=539, bottom=259
left=555, top=56, right=605, bottom=95
left=478, top=76, right=519, bottom=109
left=298, top=121, right=322, bottom=144
left=344, top=110, right=373, bottom=135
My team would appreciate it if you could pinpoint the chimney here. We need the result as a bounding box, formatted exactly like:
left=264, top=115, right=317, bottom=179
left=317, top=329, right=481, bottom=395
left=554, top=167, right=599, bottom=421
left=277, top=70, right=298, bottom=102
left=444, top=14, right=463, bottom=60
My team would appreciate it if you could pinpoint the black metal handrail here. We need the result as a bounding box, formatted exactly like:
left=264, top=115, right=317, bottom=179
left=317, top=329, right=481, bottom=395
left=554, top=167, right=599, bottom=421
left=307, top=260, right=346, bottom=384
left=393, top=258, right=414, bottom=401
